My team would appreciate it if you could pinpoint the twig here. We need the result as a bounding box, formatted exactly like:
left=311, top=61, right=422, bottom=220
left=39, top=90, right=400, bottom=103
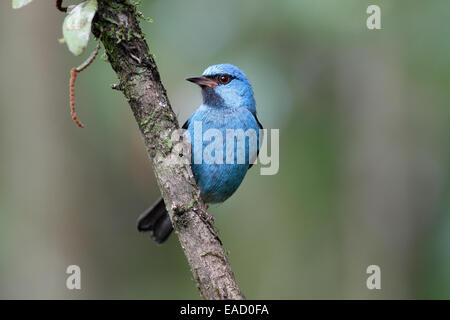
left=56, top=0, right=67, bottom=13
left=69, top=43, right=101, bottom=128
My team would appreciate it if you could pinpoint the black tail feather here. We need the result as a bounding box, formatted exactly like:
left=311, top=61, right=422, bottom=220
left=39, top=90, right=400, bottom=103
left=137, top=197, right=173, bottom=244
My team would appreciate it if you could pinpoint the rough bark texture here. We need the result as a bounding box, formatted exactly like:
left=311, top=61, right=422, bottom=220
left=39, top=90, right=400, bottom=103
left=92, top=0, right=245, bottom=300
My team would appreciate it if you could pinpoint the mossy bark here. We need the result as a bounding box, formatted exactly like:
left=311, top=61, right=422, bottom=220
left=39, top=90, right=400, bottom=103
left=93, top=0, right=244, bottom=300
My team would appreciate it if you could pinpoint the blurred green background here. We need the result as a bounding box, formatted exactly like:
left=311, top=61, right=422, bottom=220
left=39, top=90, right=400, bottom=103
left=0, top=0, right=449, bottom=299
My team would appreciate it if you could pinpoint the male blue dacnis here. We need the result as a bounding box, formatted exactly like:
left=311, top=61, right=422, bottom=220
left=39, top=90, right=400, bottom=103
left=137, top=64, right=263, bottom=244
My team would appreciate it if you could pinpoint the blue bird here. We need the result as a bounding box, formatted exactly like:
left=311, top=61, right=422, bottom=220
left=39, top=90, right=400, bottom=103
left=137, top=64, right=263, bottom=244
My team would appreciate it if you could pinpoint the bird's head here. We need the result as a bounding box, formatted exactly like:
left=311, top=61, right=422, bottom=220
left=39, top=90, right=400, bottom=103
left=187, top=64, right=255, bottom=114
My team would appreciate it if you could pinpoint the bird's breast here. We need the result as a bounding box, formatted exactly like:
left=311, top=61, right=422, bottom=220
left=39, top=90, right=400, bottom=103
left=186, top=106, right=260, bottom=203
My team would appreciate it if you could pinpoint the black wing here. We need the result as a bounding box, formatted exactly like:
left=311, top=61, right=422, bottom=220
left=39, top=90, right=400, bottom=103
left=248, top=114, right=263, bottom=170
left=182, top=118, right=190, bottom=129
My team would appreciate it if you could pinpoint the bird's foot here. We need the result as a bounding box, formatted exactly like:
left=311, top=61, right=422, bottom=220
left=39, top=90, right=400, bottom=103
left=204, top=205, right=215, bottom=223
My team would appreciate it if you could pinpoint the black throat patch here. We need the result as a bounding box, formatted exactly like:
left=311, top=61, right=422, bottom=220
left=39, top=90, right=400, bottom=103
left=202, top=87, right=225, bottom=107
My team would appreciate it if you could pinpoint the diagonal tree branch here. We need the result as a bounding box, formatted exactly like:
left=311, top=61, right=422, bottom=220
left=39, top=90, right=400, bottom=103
left=92, top=0, right=245, bottom=300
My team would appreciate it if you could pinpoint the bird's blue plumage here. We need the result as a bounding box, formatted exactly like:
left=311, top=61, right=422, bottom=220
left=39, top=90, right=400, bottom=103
left=201, top=64, right=256, bottom=115
left=185, top=63, right=261, bottom=203
left=187, top=106, right=260, bottom=203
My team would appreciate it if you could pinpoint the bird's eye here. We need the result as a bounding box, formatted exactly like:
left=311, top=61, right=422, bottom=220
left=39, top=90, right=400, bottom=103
left=218, top=74, right=231, bottom=85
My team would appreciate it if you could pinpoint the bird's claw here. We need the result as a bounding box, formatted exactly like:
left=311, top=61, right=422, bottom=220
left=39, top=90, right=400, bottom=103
left=207, top=213, right=215, bottom=223
left=205, top=205, right=215, bottom=223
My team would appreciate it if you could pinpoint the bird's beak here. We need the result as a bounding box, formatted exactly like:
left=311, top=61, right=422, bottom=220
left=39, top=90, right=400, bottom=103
left=186, top=76, right=218, bottom=88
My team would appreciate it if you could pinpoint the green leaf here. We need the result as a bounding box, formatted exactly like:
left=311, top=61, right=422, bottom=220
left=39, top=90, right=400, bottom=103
left=62, top=0, right=98, bottom=56
left=12, top=0, right=33, bottom=9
